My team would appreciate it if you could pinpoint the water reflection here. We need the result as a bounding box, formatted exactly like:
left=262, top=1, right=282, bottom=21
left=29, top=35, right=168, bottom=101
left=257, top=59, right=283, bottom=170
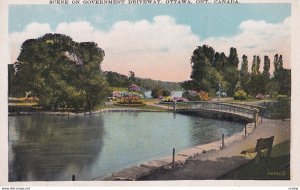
left=9, top=115, right=104, bottom=181
left=188, top=115, right=245, bottom=145
left=9, top=112, right=245, bottom=181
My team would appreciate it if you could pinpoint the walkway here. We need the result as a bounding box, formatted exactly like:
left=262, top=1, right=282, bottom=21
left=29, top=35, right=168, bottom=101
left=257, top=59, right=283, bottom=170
left=139, top=118, right=290, bottom=180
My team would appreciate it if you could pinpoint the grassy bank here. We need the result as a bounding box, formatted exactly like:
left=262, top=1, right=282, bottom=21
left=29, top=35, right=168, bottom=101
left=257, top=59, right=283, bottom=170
left=219, top=140, right=290, bottom=180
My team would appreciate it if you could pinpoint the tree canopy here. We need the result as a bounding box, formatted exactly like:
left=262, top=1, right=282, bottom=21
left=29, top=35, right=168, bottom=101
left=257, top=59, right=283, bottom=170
left=183, top=44, right=291, bottom=98
left=9, top=33, right=110, bottom=111
left=184, top=45, right=239, bottom=96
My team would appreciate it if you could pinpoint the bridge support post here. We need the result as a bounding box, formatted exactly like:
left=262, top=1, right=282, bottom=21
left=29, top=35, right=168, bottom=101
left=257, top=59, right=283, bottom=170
left=244, top=126, right=247, bottom=138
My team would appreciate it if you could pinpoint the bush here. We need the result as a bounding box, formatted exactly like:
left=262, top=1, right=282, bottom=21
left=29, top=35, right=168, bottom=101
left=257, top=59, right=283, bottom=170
left=182, top=90, right=199, bottom=101
left=151, top=87, right=163, bottom=98
left=255, top=93, right=264, bottom=100
left=198, top=91, right=209, bottom=101
left=234, top=90, right=247, bottom=100
left=277, top=94, right=288, bottom=101
left=162, top=89, right=171, bottom=96
left=128, top=84, right=141, bottom=92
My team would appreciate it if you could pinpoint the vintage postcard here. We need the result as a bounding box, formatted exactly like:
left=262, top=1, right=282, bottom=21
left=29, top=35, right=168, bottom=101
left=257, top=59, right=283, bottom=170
left=0, top=0, right=299, bottom=188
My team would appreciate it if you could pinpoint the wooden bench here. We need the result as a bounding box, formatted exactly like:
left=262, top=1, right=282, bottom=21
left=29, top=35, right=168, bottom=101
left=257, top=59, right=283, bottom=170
left=241, top=136, right=274, bottom=164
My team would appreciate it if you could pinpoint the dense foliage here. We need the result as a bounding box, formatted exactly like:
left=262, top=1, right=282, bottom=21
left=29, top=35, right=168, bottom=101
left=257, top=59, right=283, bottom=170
left=184, top=44, right=291, bottom=99
left=151, top=86, right=171, bottom=98
left=183, top=45, right=239, bottom=96
left=234, top=90, right=248, bottom=100
left=9, top=33, right=110, bottom=111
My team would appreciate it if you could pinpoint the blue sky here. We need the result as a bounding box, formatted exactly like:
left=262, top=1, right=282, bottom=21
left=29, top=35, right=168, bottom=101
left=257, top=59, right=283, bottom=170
left=9, top=4, right=290, bottom=39
left=9, top=4, right=291, bottom=81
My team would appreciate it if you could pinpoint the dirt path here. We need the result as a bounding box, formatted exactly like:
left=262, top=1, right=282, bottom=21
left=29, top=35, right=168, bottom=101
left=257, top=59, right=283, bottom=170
left=145, top=101, right=171, bottom=110
left=140, top=118, right=290, bottom=180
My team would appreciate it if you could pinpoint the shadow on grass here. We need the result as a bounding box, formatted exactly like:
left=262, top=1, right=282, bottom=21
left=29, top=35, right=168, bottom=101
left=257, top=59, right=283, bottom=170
left=218, top=140, right=290, bottom=180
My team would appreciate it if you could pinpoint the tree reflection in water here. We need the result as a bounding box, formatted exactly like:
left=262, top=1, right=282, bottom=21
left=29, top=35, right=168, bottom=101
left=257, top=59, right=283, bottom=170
left=9, top=115, right=104, bottom=181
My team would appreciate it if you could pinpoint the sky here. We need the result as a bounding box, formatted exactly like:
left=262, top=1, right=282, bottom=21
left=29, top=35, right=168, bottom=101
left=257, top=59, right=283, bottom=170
left=9, top=4, right=291, bottom=82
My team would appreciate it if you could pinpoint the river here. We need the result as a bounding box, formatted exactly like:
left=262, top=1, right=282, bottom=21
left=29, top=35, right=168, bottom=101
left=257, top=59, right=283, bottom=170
left=8, top=112, right=245, bottom=181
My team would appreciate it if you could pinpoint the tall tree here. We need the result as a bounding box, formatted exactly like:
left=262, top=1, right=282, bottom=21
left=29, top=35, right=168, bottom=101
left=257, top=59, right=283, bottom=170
left=274, top=54, right=283, bottom=73
left=249, top=55, right=263, bottom=95
left=240, top=55, right=250, bottom=91
left=128, top=70, right=137, bottom=84
left=222, top=48, right=239, bottom=96
left=263, top=55, right=271, bottom=77
left=10, top=33, right=110, bottom=111
left=273, top=54, right=291, bottom=96
left=251, top=55, right=260, bottom=75
left=228, top=47, right=239, bottom=68
left=190, top=45, right=215, bottom=91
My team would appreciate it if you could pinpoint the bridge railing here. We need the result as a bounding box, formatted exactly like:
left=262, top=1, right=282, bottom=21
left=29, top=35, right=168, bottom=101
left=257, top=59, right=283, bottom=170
left=175, top=101, right=258, bottom=118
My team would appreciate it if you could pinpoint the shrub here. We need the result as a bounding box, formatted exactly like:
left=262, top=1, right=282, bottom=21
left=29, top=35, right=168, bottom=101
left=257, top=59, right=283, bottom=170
left=128, top=84, right=141, bottom=92
left=255, top=93, right=264, bottom=100
left=234, top=90, right=247, bottom=100
left=198, top=91, right=209, bottom=101
left=277, top=94, right=288, bottom=101
left=182, top=90, right=200, bottom=101
left=161, top=96, right=173, bottom=102
left=151, top=87, right=163, bottom=98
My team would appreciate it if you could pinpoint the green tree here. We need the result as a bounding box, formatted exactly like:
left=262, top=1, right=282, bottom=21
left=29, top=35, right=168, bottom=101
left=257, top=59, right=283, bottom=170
left=104, top=71, right=129, bottom=87
left=190, top=45, right=215, bottom=85
left=151, top=86, right=163, bottom=98
left=240, top=55, right=250, bottom=92
left=274, top=54, right=283, bottom=73
left=10, top=33, right=110, bottom=111
left=251, top=55, right=261, bottom=75
left=187, top=45, right=239, bottom=96
left=260, top=55, right=271, bottom=95
left=263, top=55, right=271, bottom=77
left=128, top=70, right=137, bottom=85
left=221, top=47, right=239, bottom=96
left=273, top=54, right=291, bottom=96
left=249, top=55, right=263, bottom=96
left=228, top=47, right=239, bottom=68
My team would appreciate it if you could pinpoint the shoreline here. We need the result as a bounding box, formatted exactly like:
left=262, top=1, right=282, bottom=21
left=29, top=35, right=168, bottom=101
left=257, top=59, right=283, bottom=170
left=94, top=121, right=256, bottom=181
left=8, top=107, right=165, bottom=116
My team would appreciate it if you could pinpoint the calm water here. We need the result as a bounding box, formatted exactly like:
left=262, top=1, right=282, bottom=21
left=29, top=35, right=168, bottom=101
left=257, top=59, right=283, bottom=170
left=8, top=112, right=245, bottom=181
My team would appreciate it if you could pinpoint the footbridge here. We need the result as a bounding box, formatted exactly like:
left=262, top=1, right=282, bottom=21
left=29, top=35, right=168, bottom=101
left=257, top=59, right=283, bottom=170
left=173, top=101, right=266, bottom=124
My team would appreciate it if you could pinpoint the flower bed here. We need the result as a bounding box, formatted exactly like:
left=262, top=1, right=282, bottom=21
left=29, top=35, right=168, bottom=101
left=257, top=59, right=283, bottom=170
left=182, top=90, right=209, bottom=101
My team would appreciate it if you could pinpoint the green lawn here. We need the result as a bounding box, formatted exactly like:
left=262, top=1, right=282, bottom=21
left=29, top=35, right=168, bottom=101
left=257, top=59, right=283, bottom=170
left=219, top=140, right=290, bottom=180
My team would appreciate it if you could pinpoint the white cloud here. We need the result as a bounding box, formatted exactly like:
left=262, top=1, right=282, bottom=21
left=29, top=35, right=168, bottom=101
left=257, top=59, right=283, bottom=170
left=10, top=22, right=52, bottom=65
left=203, top=17, right=291, bottom=72
left=9, top=16, right=291, bottom=81
left=9, top=16, right=199, bottom=81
